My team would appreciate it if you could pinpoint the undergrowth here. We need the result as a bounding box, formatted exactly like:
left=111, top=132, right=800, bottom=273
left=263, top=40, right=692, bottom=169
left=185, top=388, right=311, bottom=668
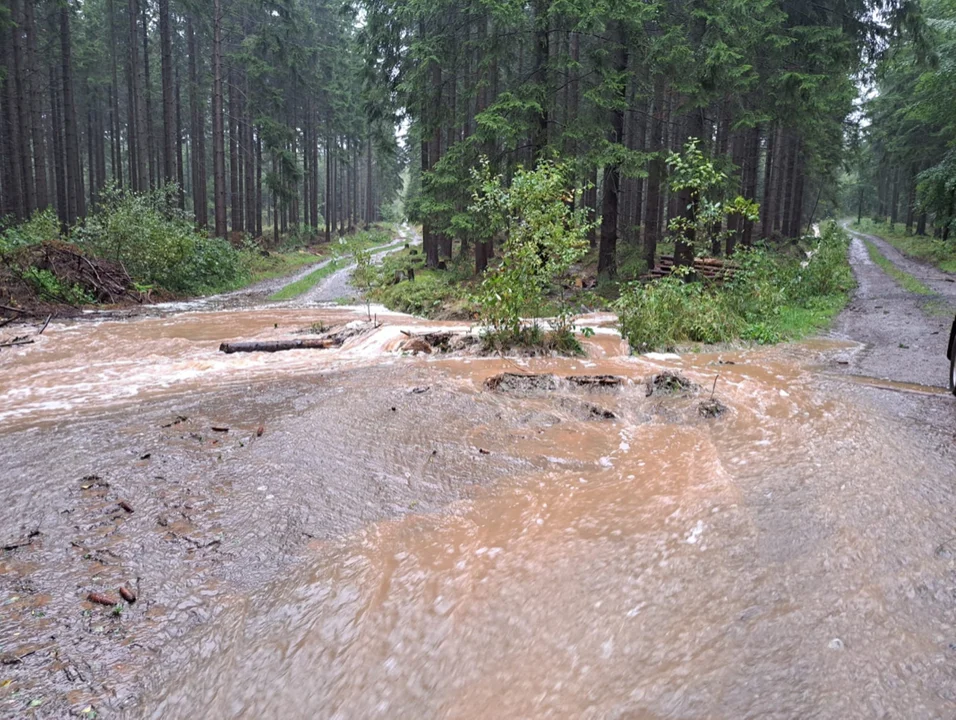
left=615, top=220, right=854, bottom=351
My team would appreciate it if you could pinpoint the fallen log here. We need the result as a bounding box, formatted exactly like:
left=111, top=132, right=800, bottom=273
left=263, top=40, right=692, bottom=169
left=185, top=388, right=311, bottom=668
left=0, top=338, right=34, bottom=349
left=219, top=338, right=341, bottom=354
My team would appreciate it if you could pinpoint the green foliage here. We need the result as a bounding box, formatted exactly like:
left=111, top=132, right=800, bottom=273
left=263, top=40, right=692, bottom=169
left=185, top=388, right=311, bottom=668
left=22, top=267, right=95, bottom=306
left=72, top=185, right=243, bottom=295
left=469, top=159, right=593, bottom=344
left=615, top=221, right=854, bottom=351
left=666, top=139, right=762, bottom=251
left=0, top=210, right=60, bottom=254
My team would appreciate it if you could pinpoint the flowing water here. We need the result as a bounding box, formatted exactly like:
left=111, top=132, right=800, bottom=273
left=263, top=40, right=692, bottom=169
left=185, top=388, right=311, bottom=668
left=2, top=303, right=956, bottom=719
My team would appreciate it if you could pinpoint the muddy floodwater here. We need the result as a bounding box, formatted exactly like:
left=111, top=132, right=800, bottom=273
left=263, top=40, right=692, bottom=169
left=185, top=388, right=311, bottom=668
left=2, top=304, right=956, bottom=719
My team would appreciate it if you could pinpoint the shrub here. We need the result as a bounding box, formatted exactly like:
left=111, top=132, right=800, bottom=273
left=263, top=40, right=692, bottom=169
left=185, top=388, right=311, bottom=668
left=0, top=209, right=60, bottom=254
left=72, top=184, right=243, bottom=295
left=615, top=221, right=853, bottom=351
left=469, top=158, right=593, bottom=346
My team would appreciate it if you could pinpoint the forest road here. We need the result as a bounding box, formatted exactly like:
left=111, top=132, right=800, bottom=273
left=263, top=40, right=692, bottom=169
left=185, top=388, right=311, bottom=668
left=832, top=221, right=956, bottom=389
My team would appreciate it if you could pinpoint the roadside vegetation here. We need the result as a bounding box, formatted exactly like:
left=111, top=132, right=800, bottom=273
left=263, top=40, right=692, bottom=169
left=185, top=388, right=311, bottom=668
left=851, top=219, right=956, bottom=274
left=616, top=222, right=853, bottom=352
left=0, top=185, right=397, bottom=312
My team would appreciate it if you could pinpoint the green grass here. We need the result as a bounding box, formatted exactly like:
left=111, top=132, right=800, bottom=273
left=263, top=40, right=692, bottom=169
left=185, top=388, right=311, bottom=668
left=863, top=239, right=935, bottom=295
left=852, top=218, right=956, bottom=274
left=240, top=251, right=321, bottom=285
left=268, top=258, right=342, bottom=300
left=773, top=294, right=850, bottom=339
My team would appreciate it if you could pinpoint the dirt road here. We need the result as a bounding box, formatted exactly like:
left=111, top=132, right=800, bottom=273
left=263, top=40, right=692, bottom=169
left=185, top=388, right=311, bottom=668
left=835, top=222, right=956, bottom=387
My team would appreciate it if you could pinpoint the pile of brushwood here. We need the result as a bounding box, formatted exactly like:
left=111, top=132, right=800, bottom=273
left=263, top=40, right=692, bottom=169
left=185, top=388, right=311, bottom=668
left=1, top=186, right=244, bottom=316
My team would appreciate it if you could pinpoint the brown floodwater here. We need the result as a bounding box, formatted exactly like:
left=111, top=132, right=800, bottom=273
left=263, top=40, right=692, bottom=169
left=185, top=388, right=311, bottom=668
left=2, top=307, right=955, bottom=719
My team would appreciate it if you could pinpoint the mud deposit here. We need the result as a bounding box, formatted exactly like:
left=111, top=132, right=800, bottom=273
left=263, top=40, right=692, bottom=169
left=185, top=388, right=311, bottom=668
left=2, top=308, right=956, bottom=719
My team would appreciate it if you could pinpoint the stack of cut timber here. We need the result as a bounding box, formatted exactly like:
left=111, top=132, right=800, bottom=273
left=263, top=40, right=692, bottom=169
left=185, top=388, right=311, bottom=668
left=641, top=255, right=740, bottom=283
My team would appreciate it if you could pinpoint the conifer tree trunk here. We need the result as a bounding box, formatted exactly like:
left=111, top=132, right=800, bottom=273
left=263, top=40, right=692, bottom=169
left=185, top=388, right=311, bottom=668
left=229, top=66, right=241, bottom=235
left=175, top=64, right=185, bottom=208
left=211, top=0, right=227, bottom=238
left=49, top=62, right=67, bottom=225
left=108, top=0, right=123, bottom=188
left=141, top=0, right=156, bottom=188
left=2, top=14, right=25, bottom=220
left=741, top=125, right=760, bottom=247
left=11, top=0, right=35, bottom=216
left=187, top=17, right=207, bottom=227
left=61, top=3, right=84, bottom=224
left=597, top=22, right=627, bottom=278
left=642, top=75, right=666, bottom=269
left=159, top=0, right=175, bottom=185
left=24, top=0, right=48, bottom=210
left=244, top=74, right=256, bottom=236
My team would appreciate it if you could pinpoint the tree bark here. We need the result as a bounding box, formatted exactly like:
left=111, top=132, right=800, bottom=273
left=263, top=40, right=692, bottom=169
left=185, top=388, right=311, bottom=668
left=228, top=66, right=241, bottom=235
left=597, top=22, right=627, bottom=278
left=23, top=0, right=48, bottom=210
left=212, top=0, right=227, bottom=238
left=159, top=0, right=175, bottom=185
left=61, top=4, right=84, bottom=224
left=141, top=0, right=156, bottom=188
left=643, top=76, right=666, bottom=270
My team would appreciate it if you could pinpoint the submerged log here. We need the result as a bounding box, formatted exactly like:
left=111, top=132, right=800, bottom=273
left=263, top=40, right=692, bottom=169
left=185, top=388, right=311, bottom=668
left=219, top=338, right=341, bottom=354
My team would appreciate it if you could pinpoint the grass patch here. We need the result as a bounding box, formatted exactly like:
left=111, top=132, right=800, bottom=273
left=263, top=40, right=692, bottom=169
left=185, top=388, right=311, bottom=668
left=268, top=259, right=342, bottom=300
left=238, top=251, right=320, bottom=285
left=852, top=219, right=956, bottom=273
left=863, top=240, right=934, bottom=295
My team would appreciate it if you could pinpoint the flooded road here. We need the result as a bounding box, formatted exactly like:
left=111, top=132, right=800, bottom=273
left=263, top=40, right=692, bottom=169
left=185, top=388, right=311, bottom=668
left=2, top=296, right=956, bottom=718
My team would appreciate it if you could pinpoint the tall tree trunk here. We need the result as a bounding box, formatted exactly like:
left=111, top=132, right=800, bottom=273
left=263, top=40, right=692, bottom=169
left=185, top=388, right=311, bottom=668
left=244, top=73, right=256, bottom=237
left=108, top=0, right=123, bottom=188
left=11, top=0, right=35, bottom=216
left=228, top=66, right=241, bottom=235
left=531, top=0, right=549, bottom=162
left=760, top=123, right=777, bottom=240
left=904, top=164, right=917, bottom=234
left=175, top=64, right=185, bottom=209
left=2, top=12, right=25, bottom=220
left=597, top=22, right=627, bottom=278
left=141, top=0, right=156, bottom=188
left=127, top=0, right=146, bottom=191
left=61, top=4, right=84, bottom=224
left=741, top=125, right=760, bottom=247
left=24, top=0, right=48, bottom=210
left=643, top=76, right=666, bottom=270
left=159, top=0, right=175, bottom=185
left=187, top=17, right=207, bottom=227
left=49, top=62, right=67, bottom=226
left=211, top=0, right=227, bottom=238
left=365, top=133, right=373, bottom=231
left=256, top=130, right=263, bottom=237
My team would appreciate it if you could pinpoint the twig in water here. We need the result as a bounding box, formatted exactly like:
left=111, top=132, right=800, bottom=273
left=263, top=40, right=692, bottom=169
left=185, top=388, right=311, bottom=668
left=710, top=373, right=720, bottom=400
left=38, top=314, right=52, bottom=335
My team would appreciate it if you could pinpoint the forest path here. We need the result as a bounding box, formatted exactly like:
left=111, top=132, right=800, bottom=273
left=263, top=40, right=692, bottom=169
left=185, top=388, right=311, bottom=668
left=832, top=222, right=956, bottom=388
left=292, top=224, right=421, bottom=305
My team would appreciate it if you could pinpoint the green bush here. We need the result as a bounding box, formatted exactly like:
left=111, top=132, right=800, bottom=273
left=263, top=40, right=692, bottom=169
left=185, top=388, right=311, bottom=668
left=0, top=209, right=60, bottom=254
left=72, top=184, right=243, bottom=295
left=615, top=220, right=853, bottom=351
left=469, top=158, right=593, bottom=345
